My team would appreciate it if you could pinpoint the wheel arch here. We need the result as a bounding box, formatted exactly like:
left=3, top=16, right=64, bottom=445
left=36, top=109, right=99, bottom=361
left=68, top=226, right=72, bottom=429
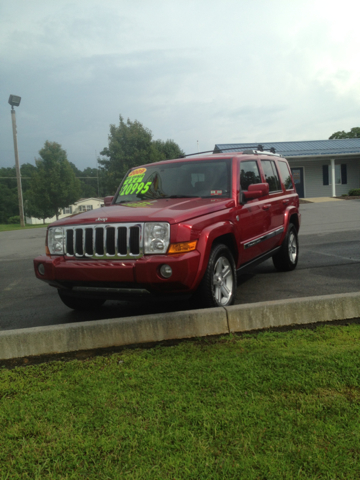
left=289, top=212, right=300, bottom=232
left=191, top=221, right=238, bottom=290
left=283, top=207, right=300, bottom=235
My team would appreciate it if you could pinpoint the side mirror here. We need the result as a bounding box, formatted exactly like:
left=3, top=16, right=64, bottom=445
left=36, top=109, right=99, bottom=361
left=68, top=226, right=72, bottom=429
left=243, top=183, right=269, bottom=201
left=104, top=196, right=114, bottom=206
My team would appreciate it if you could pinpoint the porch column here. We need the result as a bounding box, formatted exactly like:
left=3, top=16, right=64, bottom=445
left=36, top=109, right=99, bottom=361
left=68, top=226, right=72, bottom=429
left=330, top=159, right=336, bottom=197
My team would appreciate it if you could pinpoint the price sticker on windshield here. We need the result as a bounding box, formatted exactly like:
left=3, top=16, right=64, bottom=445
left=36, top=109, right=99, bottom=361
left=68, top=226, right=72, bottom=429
left=211, top=190, right=222, bottom=195
left=119, top=168, right=152, bottom=196
left=129, top=168, right=147, bottom=177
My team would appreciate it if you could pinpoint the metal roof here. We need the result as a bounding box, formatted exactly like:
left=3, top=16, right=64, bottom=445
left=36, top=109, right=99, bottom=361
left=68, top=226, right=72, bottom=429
left=214, top=139, right=360, bottom=157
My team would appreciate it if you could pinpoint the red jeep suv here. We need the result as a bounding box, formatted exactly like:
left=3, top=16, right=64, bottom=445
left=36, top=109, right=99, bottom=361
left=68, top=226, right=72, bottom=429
left=34, top=149, right=300, bottom=309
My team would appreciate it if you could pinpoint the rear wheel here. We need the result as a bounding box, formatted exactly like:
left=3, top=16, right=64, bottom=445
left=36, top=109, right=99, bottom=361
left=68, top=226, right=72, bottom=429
left=272, top=223, right=299, bottom=271
left=58, top=290, right=106, bottom=310
left=196, top=244, right=236, bottom=308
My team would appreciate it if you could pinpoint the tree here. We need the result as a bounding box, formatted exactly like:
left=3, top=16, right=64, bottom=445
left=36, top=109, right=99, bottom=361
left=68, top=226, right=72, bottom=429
left=0, top=163, right=37, bottom=224
left=27, top=141, right=81, bottom=221
left=0, top=183, right=18, bottom=224
left=329, top=127, right=360, bottom=139
left=151, top=139, right=185, bottom=161
left=68, top=163, right=102, bottom=198
left=78, top=167, right=100, bottom=198
left=99, top=115, right=185, bottom=194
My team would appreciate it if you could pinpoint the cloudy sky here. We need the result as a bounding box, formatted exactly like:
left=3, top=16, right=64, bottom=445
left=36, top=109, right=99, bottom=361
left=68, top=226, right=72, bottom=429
left=1, top=0, right=360, bottom=171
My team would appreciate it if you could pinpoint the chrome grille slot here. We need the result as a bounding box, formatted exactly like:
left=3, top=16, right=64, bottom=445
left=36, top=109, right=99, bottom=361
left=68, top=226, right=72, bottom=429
left=106, top=227, right=115, bottom=256
left=118, top=227, right=127, bottom=255
left=64, top=223, right=144, bottom=259
left=85, top=229, right=93, bottom=256
left=75, top=229, right=83, bottom=257
left=66, top=230, right=74, bottom=256
left=95, top=228, right=104, bottom=256
left=130, top=226, right=140, bottom=255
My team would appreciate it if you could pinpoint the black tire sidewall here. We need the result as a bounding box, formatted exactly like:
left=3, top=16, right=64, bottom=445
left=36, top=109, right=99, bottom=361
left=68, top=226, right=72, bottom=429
left=273, top=223, right=298, bottom=271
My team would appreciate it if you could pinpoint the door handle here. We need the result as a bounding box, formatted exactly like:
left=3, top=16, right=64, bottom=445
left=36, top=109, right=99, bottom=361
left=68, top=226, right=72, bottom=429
left=283, top=199, right=290, bottom=204
left=263, top=204, right=271, bottom=210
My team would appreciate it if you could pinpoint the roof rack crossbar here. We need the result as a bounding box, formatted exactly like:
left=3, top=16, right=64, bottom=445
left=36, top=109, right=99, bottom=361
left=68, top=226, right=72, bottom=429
left=180, top=145, right=280, bottom=158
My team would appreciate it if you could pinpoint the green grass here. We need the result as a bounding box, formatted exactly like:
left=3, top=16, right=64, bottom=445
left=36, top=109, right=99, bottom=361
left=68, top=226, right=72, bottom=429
left=1, top=324, right=360, bottom=479
left=0, top=223, right=48, bottom=232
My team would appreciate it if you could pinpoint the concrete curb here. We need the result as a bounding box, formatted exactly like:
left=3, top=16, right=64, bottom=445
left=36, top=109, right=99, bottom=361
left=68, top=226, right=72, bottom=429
left=0, top=308, right=228, bottom=361
left=1, top=292, right=359, bottom=361
left=226, top=292, right=360, bottom=332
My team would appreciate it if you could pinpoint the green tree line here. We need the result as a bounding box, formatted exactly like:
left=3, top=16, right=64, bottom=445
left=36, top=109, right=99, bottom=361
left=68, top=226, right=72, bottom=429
left=0, top=116, right=184, bottom=224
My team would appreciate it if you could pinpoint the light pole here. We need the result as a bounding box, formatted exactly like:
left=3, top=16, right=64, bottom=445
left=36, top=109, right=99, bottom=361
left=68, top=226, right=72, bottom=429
left=8, top=94, right=25, bottom=227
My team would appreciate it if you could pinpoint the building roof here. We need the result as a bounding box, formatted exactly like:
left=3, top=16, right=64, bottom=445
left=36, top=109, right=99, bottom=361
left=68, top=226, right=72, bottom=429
left=74, top=197, right=104, bottom=204
left=214, top=139, right=360, bottom=157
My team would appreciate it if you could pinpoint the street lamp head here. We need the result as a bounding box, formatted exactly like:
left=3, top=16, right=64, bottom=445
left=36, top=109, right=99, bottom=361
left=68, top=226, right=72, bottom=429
left=8, top=94, right=21, bottom=107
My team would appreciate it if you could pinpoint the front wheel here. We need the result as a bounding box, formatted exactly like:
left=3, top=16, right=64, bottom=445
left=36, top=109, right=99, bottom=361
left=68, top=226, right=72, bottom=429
left=272, top=223, right=299, bottom=271
left=196, top=244, right=236, bottom=308
left=58, top=290, right=106, bottom=310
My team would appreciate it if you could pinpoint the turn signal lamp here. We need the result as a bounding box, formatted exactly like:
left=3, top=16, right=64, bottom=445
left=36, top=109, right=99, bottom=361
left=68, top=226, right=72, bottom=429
left=168, top=240, right=197, bottom=254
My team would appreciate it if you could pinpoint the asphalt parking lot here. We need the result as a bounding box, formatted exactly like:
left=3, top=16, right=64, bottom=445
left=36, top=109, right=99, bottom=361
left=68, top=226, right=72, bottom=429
left=0, top=199, right=359, bottom=331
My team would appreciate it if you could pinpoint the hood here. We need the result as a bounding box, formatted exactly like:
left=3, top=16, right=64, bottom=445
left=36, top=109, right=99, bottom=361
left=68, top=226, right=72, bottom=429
left=51, top=197, right=235, bottom=227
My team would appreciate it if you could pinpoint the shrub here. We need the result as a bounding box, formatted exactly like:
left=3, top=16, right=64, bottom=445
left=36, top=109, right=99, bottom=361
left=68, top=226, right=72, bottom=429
left=348, top=188, right=360, bottom=196
left=8, top=215, right=20, bottom=224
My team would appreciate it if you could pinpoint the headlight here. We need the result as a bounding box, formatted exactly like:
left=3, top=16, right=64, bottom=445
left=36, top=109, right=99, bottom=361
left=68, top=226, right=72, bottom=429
left=47, top=227, right=65, bottom=255
left=144, top=222, right=170, bottom=254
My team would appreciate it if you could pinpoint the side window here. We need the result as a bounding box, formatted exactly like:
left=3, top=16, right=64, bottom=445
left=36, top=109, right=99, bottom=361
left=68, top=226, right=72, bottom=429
left=240, top=161, right=261, bottom=191
left=277, top=161, right=293, bottom=190
left=261, top=160, right=281, bottom=192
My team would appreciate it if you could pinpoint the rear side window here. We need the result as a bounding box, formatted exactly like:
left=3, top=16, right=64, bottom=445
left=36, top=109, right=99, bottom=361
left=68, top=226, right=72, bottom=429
left=261, top=160, right=281, bottom=192
left=240, top=161, right=261, bottom=190
left=277, top=161, right=293, bottom=190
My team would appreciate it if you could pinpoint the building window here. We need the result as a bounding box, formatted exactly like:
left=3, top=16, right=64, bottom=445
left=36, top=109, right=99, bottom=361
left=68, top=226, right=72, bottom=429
left=63, top=206, right=72, bottom=215
left=323, top=164, right=347, bottom=185
left=79, top=205, right=93, bottom=212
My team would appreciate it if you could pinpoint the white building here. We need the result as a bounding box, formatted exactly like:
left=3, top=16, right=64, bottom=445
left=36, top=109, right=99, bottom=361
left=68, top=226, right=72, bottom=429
left=26, top=197, right=104, bottom=225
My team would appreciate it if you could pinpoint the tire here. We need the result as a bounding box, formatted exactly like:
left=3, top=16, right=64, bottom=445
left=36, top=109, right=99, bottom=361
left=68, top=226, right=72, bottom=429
left=58, top=290, right=106, bottom=310
left=272, top=223, right=299, bottom=272
left=196, top=244, right=236, bottom=308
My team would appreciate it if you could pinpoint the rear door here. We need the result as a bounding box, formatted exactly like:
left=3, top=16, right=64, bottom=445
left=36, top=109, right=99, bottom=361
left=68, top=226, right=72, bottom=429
left=258, top=158, right=285, bottom=251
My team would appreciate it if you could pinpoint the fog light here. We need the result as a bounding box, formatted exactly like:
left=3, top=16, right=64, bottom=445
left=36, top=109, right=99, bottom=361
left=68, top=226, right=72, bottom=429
left=38, top=263, right=45, bottom=276
left=160, top=264, right=172, bottom=279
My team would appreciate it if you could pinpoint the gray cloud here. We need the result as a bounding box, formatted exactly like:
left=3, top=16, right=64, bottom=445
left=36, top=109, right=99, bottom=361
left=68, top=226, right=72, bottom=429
left=2, top=0, right=360, bottom=170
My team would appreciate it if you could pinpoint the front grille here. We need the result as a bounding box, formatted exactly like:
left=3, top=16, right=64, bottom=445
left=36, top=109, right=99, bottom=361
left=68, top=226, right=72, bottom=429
left=64, top=223, right=143, bottom=259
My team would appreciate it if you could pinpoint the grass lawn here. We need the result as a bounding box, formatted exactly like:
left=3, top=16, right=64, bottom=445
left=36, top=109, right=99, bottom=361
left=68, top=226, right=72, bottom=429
left=0, top=224, right=48, bottom=232
left=1, top=324, right=360, bottom=479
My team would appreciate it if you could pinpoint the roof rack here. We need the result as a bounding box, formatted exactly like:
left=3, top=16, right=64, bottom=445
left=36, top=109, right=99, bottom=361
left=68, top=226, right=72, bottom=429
left=180, top=146, right=239, bottom=158
left=180, top=144, right=281, bottom=158
left=242, top=145, right=281, bottom=156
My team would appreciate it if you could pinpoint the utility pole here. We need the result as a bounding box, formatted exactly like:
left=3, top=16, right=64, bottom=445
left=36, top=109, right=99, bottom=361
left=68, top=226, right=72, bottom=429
left=8, top=95, right=25, bottom=227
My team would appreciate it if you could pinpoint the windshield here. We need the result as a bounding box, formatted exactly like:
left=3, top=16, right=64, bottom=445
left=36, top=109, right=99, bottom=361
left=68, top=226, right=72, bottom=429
left=114, top=159, right=232, bottom=204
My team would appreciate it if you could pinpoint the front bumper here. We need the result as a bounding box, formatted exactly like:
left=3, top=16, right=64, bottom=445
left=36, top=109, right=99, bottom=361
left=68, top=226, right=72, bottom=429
left=33, top=251, right=201, bottom=296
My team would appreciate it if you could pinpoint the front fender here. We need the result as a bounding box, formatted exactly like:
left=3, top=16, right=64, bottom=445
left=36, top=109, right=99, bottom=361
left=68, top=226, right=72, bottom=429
left=191, top=220, right=236, bottom=290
